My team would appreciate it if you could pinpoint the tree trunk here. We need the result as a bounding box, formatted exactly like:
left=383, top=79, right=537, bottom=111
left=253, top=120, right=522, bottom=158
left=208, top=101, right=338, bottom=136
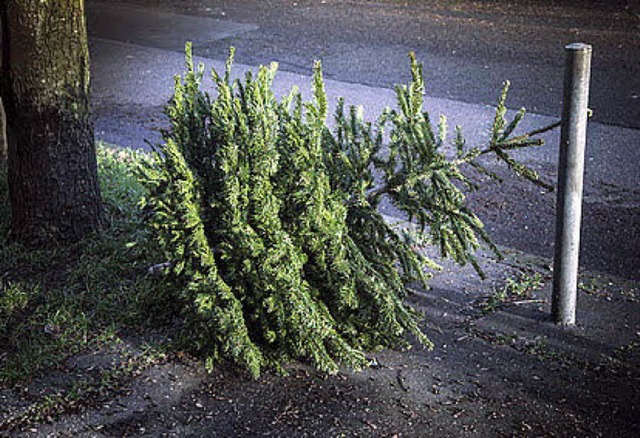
left=0, top=98, right=6, bottom=161
left=0, top=17, right=6, bottom=160
left=1, top=0, right=103, bottom=244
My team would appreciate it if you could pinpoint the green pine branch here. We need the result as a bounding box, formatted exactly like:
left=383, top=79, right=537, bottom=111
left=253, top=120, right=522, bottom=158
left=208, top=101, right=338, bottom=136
left=139, top=44, right=556, bottom=376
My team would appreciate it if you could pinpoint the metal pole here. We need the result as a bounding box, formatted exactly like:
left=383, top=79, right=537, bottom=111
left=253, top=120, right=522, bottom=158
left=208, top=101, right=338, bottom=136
left=552, top=43, right=592, bottom=325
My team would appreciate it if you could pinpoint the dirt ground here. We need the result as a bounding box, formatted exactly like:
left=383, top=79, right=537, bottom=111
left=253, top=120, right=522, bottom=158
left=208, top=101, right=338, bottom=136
left=2, top=258, right=639, bottom=437
left=1, top=170, right=639, bottom=437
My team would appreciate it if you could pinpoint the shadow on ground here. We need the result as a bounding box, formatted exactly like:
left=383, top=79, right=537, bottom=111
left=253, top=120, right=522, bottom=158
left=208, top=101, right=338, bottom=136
left=2, top=243, right=638, bottom=437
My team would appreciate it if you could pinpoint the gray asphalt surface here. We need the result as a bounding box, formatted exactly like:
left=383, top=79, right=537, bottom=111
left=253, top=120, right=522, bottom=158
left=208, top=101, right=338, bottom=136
left=86, top=0, right=639, bottom=279
left=95, top=0, right=640, bottom=128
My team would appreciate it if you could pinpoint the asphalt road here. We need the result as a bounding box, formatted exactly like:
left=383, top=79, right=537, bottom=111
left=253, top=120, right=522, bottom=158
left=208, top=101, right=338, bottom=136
left=97, top=0, right=640, bottom=129
left=86, top=0, right=639, bottom=279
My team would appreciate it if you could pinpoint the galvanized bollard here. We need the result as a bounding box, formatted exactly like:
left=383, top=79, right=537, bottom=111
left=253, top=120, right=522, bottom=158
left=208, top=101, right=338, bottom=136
left=552, top=43, right=592, bottom=325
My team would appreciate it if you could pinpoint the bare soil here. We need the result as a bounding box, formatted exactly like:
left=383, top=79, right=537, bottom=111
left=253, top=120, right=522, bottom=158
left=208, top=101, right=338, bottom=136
left=2, top=172, right=639, bottom=436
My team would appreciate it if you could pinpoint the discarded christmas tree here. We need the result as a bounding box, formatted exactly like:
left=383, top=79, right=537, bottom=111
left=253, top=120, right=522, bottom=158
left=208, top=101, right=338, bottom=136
left=140, top=44, right=552, bottom=376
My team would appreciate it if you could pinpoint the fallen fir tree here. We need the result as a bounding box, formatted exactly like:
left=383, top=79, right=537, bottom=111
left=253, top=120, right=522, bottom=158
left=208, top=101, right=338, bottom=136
left=139, top=44, right=554, bottom=377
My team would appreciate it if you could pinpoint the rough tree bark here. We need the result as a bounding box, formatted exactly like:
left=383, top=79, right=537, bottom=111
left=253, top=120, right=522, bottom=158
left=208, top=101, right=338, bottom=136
left=0, top=99, right=6, bottom=161
left=0, top=18, right=6, bottom=160
left=1, top=0, right=103, bottom=244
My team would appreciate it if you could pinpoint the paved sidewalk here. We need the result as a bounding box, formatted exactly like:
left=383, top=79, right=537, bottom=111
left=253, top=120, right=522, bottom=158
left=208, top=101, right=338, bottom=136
left=87, top=3, right=640, bottom=194
left=87, top=1, right=640, bottom=281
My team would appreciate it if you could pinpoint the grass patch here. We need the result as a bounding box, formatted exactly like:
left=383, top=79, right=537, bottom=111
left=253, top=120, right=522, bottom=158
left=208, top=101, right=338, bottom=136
left=0, top=144, right=163, bottom=386
left=480, top=272, right=543, bottom=315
